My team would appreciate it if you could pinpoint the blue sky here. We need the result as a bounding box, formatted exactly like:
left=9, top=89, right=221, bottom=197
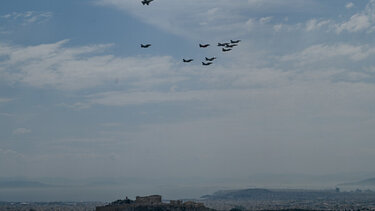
left=1, top=0, right=375, bottom=200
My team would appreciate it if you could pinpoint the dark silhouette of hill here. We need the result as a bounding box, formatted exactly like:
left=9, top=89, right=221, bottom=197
left=200, top=188, right=359, bottom=201
left=339, top=177, right=375, bottom=186
left=97, top=195, right=212, bottom=211
left=0, top=180, right=50, bottom=188
left=202, top=189, right=273, bottom=200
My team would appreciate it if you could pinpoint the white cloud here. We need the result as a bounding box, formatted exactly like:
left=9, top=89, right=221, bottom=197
left=0, top=148, right=29, bottom=177
left=95, top=0, right=298, bottom=39
left=0, top=27, right=10, bottom=35
left=342, top=71, right=371, bottom=81
left=273, top=24, right=283, bottom=31
left=244, top=17, right=279, bottom=32
left=346, top=2, right=354, bottom=9
left=280, top=44, right=375, bottom=65
left=305, top=19, right=331, bottom=31
left=70, top=80, right=375, bottom=176
left=12, top=128, right=32, bottom=135
left=0, top=148, right=25, bottom=159
left=0, top=39, right=294, bottom=96
left=1, top=0, right=375, bottom=181
left=96, top=0, right=375, bottom=40
left=245, top=18, right=256, bottom=30
left=0, top=40, right=176, bottom=90
left=5, top=78, right=375, bottom=178
left=85, top=90, right=230, bottom=107
left=365, top=66, right=375, bottom=73
left=260, top=16, right=273, bottom=24
left=59, top=102, right=92, bottom=110
left=95, top=0, right=240, bottom=39
left=294, top=0, right=375, bottom=34
left=78, top=63, right=370, bottom=109
left=0, top=98, right=12, bottom=103
left=1, top=11, right=52, bottom=25
left=0, top=112, right=14, bottom=117
left=336, top=0, right=375, bottom=33
left=336, top=13, right=371, bottom=33
left=101, top=122, right=122, bottom=127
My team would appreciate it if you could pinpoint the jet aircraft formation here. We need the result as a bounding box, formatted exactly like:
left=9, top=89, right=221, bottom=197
left=140, top=0, right=241, bottom=66
left=184, top=40, right=241, bottom=66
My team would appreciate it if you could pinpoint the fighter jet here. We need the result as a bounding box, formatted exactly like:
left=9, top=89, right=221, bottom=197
left=141, top=0, right=153, bottom=5
left=199, top=44, right=210, bottom=48
left=141, top=44, right=151, bottom=48
left=183, top=59, right=194, bottom=63
left=217, top=42, right=229, bottom=47
left=205, top=57, right=216, bottom=61
left=202, top=62, right=212, bottom=66
left=225, top=44, right=237, bottom=48
left=222, top=48, right=232, bottom=52
left=230, top=40, right=241, bottom=44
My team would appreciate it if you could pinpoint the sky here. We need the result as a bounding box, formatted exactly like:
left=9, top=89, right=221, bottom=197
left=1, top=0, right=375, bottom=201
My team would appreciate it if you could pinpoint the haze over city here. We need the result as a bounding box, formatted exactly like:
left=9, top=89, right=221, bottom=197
left=1, top=0, right=375, bottom=202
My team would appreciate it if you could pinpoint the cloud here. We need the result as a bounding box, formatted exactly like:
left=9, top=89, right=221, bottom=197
left=95, top=0, right=302, bottom=39
left=0, top=27, right=10, bottom=35
left=336, top=0, right=375, bottom=33
left=346, top=2, right=354, bottom=9
left=84, top=89, right=241, bottom=107
left=260, top=16, right=273, bottom=24
left=280, top=44, right=375, bottom=65
left=5, top=79, right=375, bottom=178
left=341, top=71, right=371, bottom=81
left=101, top=122, right=122, bottom=127
left=113, top=0, right=375, bottom=45
left=365, top=66, right=375, bottom=73
left=0, top=98, right=13, bottom=103
left=0, top=38, right=291, bottom=97
left=294, top=0, right=375, bottom=33
left=0, top=149, right=25, bottom=161
left=1, top=11, right=52, bottom=25
left=0, top=40, right=176, bottom=90
left=12, top=128, right=32, bottom=135
left=96, top=0, right=375, bottom=40
left=244, top=16, right=278, bottom=32
left=305, top=19, right=331, bottom=31
left=68, top=80, right=375, bottom=176
left=336, top=13, right=371, bottom=33
left=0, top=148, right=24, bottom=157
left=245, top=18, right=256, bottom=30
left=1, top=0, right=375, bottom=182
left=0, top=148, right=29, bottom=177
left=0, top=39, right=293, bottom=96
left=0, top=113, right=13, bottom=117
left=58, top=102, right=92, bottom=110
left=273, top=24, right=283, bottom=31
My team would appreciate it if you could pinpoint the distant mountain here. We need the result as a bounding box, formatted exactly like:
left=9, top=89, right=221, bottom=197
left=201, top=188, right=342, bottom=201
left=339, top=178, right=375, bottom=186
left=202, top=189, right=273, bottom=200
left=0, top=180, right=50, bottom=188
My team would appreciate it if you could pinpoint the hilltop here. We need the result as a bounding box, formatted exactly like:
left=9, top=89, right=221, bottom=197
left=339, top=177, right=375, bottom=186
